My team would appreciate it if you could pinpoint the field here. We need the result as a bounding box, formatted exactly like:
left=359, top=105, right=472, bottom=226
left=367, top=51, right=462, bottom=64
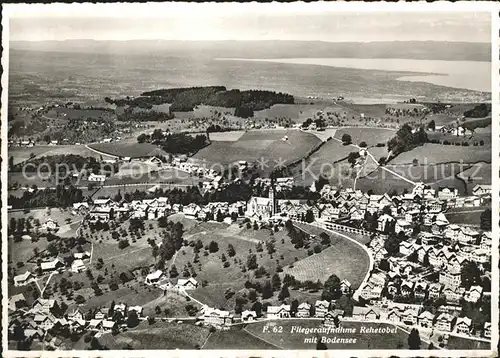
left=8, top=145, right=116, bottom=165
left=193, top=129, right=322, bottom=174
left=176, top=223, right=314, bottom=310
left=88, top=142, right=167, bottom=158
left=245, top=319, right=421, bottom=349
left=99, top=321, right=210, bottom=350
left=445, top=207, right=488, bottom=226
left=286, top=223, right=370, bottom=288
left=356, top=167, right=415, bottom=194
left=456, top=163, right=491, bottom=194
left=334, top=127, right=396, bottom=146
left=389, top=143, right=491, bottom=165
left=290, top=138, right=356, bottom=186
left=208, top=131, right=246, bottom=141
left=203, top=325, right=278, bottom=349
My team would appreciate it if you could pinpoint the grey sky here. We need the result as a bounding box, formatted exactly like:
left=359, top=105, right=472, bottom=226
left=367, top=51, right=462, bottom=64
left=7, top=3, right=491, bottom=43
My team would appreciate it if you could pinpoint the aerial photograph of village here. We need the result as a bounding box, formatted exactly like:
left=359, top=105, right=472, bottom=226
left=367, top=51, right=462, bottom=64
left=4, top=4, right=494, bottom=352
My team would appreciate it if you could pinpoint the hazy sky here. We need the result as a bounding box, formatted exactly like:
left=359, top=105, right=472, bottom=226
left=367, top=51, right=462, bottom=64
left=6, top=3, right=492, bottom=43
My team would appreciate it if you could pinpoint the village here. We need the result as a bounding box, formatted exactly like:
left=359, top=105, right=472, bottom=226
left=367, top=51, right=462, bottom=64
left=8, top=157, right=492, bottom=350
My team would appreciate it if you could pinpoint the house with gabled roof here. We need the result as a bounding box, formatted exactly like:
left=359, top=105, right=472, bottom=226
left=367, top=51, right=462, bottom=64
left=352, top=306, right=380, bottom=321
left=400, top=280, right=414, bottom=296
left=435, top=312, right=455, bottom=332
left=399, top=241, right=416, bottom=256
left=297, top=302, right=311, bottom=318
left=14, top=271, right=34, bottom=287
left=267, top=304, right=291, bottom=319
left=428, top=283, right=443, bottom=300
left=241, top=310, right=257, bottom=322
left=32, top=299, right=61, bottom=316
left=41, top=257, right=65, bottom=272
left=323, top=310, right=344, bottom=327
left=177, top=277, right=198, bottom=290
left=315, top=300, right=330, bottom=318
left=464, top=285, right=483, bottom=303
left=414, top=282, right=428, bottom=300
left=418, top=311, right=435, bottom=328
left=34, top=314, right=56, bottom=331
left=340, top=279, right=351, bottom=295
left=455, top=317, right=472, bottom=334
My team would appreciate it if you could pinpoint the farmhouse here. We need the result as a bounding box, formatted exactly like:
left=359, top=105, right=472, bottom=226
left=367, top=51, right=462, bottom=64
left=145, top=270, right=164, bottom=285
left=352, top=306, right=380, bottom=321
left=41, top=258, right=64, bottom=272
left=340, top=279, right=352, bottom=295
left=296, top=303, right=311, bottom=318
left=267, top=304, right=291, bottom=319
left=14, top=271, right=34, bottom=287
left=176, top=277, right=198, bottom=290
left=464, top=285, right=483, bottom=303
left=88, top=173, right=106, bottom=183
left=472, top=184, right=491, bottom=196
left=34, top=314, right=57, bottom=331
left=418, top=311, right=435, bottom=328
left=315, top=300, right=330, bottom=318
left=437, top=187, right=458, bottom=201
left=42, top=218, right=59, bottom=231
left=241, top=310, right=257, bottom=322
left=323, top=310, right=344, bottom=327
left=200, top=307, right=234, bottom=327
left=455, top=317, right=472, bottom=334
left=32, top=299, right=61, bottom=316
left=435, top=312, right=455, bottom=332
left=71, top=259, right=86, bottom=273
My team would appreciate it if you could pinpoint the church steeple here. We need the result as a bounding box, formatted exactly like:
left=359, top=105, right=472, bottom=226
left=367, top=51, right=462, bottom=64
left=269, top=177, right=277, bottom=216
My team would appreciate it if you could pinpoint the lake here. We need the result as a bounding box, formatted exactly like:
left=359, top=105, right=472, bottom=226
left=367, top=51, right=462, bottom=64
left=217, top=58, right=491, bottom=93
left=9, top=50, right=492, bottom=105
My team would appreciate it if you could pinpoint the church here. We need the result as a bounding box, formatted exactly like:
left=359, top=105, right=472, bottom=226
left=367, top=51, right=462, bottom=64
left=245, top=182, right=277, bottom=221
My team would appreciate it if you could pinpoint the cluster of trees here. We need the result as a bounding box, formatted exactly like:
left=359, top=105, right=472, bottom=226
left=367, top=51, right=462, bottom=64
left=341, top=133, right=352, bottom=145
left=387, top=124, right=428, bottom=158
left=138, top=86, right=294, bottom=118
left=301, top=117, right=326, bottom=129
left=105, top=95, right=169, bottom=109
left=9, top=185, right=84, bottom=209
left=480, top=208, right=491, bottom=231
left=463, top=103, right=491, bottom=118
left=117, top=109, right=174, bottom=122
left=137, top=132, right=208, bottom=155
left=120, top=182, right=252, bottom=207
left=151, top=220, right=185, bottom=270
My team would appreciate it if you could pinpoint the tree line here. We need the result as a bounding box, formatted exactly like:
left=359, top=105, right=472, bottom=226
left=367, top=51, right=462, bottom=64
left=137, top=132, right=208, bottom=155
left=112, top=86, right=294, bottom=118
left=9, top=185, right=84, bottom=209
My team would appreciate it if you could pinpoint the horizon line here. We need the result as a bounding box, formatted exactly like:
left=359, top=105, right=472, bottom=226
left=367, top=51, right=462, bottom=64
left=10, top=39, right=491, bottom=44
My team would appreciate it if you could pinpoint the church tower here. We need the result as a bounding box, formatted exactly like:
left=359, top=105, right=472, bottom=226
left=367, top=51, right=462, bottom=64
left=269, top=177, right=277, bottom=216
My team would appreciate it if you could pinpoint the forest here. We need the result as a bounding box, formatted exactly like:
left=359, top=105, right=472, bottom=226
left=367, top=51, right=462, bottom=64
left=107, top=86, right=294, bottom=118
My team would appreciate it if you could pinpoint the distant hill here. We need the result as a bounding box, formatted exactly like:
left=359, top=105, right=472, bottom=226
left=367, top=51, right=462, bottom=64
left=10, top=40, right=491, bottom=62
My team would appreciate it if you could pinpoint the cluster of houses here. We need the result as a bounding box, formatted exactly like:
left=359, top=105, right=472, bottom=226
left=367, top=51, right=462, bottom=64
left=352, top=301, right=490, bottom=338
left=78, top=196, right=249, bottom=224
left=195, top=290, right=351, bottom=330
left=13, top=250, right=91, bottom=289
left=8, top=296, right=144, bottom=348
